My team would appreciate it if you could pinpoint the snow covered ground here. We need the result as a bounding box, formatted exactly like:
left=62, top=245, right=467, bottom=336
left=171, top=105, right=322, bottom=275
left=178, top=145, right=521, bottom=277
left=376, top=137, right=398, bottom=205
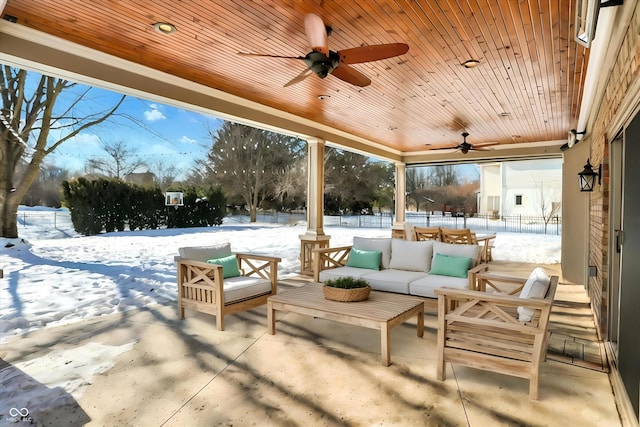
left=0, top=207, right=560, bottom=420
left=1, top=207, right=560, bottom=341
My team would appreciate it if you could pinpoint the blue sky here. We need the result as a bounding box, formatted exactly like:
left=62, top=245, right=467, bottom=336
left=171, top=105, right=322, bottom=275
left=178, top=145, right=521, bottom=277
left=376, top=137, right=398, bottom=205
left=47, top=83, right=224, bottom=178
left=21, top=69, right=479, bottom=181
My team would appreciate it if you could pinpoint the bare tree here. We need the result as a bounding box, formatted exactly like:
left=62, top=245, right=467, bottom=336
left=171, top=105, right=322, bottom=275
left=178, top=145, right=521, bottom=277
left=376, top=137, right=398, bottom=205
left=272, top=156, right=306, bottom=210
left=406, top=167, right=428, bottom=211
left=536, top=181, right=562, bottom=234
left=429, top=165, right=459, bottom=186
left=201, top=122, right=304, bottom=222
left=149, top=159, right=179, bottom=189
left=85, top=140, right=146, bottom=179
left=1, top=66, right=125, bottom=237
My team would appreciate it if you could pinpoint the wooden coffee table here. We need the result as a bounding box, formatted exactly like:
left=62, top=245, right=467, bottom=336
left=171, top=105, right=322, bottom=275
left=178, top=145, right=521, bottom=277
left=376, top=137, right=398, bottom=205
left=267, top=284, right=425, bottom=366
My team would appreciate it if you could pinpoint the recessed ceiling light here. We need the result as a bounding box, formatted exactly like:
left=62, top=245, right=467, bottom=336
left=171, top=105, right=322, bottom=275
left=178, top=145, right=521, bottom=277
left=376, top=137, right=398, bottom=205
left=462, top=59, right=480, bottom=68
left=153, top=22, right=177, bottom=35
left=317, top=95, right=330, bottom=100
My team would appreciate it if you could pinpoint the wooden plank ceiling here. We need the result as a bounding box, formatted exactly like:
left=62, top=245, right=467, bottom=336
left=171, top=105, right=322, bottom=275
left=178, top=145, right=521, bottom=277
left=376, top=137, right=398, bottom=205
left=2, top=0, right=588, bottom=159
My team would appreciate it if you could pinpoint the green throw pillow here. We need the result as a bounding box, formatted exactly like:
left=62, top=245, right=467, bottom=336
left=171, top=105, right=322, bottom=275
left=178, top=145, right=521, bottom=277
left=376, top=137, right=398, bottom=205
left=206, top=255, right=241, bottom=278
left=429, top=253, right=471, bottom=278
left=346, top=248, right=382, bottom=270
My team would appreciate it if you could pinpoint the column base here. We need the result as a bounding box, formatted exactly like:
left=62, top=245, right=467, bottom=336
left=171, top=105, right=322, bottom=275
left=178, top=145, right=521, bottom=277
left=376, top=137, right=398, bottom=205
left=299, top=234, right=331, bottom=276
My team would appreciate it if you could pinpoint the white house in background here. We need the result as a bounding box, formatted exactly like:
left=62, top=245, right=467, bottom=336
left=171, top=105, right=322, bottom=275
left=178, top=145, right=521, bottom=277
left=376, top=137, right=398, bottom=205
left=477, top=159, right=562, bottom=217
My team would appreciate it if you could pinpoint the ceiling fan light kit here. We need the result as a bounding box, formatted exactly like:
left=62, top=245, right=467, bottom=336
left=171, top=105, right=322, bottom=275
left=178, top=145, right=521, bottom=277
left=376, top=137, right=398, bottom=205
left=240, top=13, right=409, bottom=87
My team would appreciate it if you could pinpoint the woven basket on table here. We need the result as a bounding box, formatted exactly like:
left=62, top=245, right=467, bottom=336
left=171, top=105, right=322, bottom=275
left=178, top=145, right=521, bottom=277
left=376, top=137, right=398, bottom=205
left=322, top=285, right=371, bottom=302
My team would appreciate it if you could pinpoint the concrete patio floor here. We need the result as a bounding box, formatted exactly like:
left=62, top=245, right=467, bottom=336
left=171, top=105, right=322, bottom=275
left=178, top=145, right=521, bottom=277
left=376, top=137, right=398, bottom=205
left=0, top=263, right=623, bottom=426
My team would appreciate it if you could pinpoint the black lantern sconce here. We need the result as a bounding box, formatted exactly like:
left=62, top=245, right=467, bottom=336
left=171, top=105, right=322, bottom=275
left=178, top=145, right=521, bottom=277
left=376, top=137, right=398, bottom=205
left=578, top=159, right=601, bottom=192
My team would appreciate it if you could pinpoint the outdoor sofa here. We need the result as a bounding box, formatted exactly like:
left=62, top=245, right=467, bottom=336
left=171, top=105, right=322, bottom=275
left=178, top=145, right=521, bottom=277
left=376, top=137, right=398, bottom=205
left=312, top=237, right=488, bottom=297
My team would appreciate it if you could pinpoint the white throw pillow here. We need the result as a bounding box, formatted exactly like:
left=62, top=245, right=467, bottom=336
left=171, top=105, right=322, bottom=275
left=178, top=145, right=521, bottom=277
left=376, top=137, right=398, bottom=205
left=517, top=267, right=551, bottom=322
left=389, top=239, right=434, bottom=272
left=353, top=237, right=392, bottom=269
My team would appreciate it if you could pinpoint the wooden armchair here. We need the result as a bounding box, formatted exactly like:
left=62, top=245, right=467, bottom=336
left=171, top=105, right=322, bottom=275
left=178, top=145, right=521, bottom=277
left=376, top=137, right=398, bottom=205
left=176, top=243, right=281, bottom=331
left=414, top=226, right=442, bottom=241
left=435, top=271, right=558, bottom=400
left=440, top=227, right=476, bottom=244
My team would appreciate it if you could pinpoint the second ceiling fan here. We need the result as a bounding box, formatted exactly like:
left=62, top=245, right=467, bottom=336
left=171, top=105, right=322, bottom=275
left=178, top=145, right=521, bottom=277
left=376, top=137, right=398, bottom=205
left=429, top=132, right=499, bottom=154
left=239, top=13, right=409, bottom=87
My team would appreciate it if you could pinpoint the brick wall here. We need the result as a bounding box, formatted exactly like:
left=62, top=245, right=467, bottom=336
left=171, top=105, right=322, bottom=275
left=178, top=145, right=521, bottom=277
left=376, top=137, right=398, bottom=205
left=588, top=2, right=640, bottom=333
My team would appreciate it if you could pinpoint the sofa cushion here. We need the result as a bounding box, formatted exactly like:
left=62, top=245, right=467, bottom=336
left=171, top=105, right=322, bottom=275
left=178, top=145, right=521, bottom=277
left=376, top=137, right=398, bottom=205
left=347, top=248, right=381, bottom=270
left=360, top=269, right=427, bottom=294
left=409, top=274, right=470, bottom=298
left=319, top=266, right=375, bottom=283
left=207, top=254, right=241, bottom=278
left=223, top=276, right=272, bottom=303
left=429, top=253, right=472, bottom=278
left=433, top=241, right=479, bottom=267
left=518, top=267, right=551, bottom=322
left=389, top=239, right=434, bottom=272
left=353, top=237, right=392, bottom=269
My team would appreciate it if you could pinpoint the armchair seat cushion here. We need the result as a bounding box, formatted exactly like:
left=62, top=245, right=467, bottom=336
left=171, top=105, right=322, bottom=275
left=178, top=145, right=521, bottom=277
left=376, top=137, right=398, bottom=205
left=223, top=276, right=273, bottom=304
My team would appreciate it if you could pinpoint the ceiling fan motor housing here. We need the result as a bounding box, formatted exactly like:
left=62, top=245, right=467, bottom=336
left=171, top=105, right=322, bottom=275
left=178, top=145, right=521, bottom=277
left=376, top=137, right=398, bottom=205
left=304, top=51, right=339, bottom=78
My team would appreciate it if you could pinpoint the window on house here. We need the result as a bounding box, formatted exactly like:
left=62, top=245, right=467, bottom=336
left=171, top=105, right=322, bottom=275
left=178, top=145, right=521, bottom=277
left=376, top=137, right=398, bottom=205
left=515, top=195, right=523, bottom=205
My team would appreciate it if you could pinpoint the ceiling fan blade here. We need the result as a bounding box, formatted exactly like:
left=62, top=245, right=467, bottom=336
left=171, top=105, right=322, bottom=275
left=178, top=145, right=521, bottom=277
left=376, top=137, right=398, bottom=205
left=284, top=68, right=314, bottom=87
left=304, top=13, right=329, bottom=56
left=331, top=64, right=371, bottom=87
left=426, top=145, right=460, bottom=151
left=470, top=142, right=500, bottom=150
left=338, top=43, right=409, bottom=64
left=238, top=52, right=303, bottom=60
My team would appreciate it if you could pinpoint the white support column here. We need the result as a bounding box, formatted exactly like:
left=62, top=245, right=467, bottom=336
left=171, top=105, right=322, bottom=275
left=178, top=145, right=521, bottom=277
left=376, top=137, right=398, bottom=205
left=392, top=161, right=407, bottom=238
left=299, top=138, right=330, bottom=275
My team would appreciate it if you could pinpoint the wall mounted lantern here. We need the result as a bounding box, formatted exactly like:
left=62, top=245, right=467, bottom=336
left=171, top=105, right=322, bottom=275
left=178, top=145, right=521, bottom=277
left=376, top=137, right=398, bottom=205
left=578, top=159, right=601, bottom=192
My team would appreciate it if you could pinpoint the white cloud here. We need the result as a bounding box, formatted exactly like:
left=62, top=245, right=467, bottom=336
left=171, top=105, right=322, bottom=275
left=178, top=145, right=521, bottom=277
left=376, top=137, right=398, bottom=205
left=144, top=105, right=166, bottom=121
left=179, top=135, right=197, bottom=145
left=69, top=132, right=101, bottom=147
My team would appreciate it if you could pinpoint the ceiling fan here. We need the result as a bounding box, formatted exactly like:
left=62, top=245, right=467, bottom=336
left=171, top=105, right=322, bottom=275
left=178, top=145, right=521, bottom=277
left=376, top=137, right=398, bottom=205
left=239, top=13, right=409, bottom=87
left=428, top=132, right=498, bottom=155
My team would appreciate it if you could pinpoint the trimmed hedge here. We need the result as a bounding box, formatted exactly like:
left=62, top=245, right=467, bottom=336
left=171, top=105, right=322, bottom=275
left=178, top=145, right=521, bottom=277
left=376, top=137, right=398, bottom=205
left=61, top=178, right=226, bottom=235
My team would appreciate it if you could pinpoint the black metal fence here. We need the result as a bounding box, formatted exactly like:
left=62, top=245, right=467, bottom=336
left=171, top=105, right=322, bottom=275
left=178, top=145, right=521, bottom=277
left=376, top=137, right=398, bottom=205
left=230, top=211, right=562, bottom=235
left=17, top=209, right=561, bottom=235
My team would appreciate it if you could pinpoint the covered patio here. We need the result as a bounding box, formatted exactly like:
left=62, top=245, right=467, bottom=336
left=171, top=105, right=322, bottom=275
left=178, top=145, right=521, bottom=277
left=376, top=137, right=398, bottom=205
left=1, top=1, right=639, bottom=424
left=0, top=262, right=620, bottom=426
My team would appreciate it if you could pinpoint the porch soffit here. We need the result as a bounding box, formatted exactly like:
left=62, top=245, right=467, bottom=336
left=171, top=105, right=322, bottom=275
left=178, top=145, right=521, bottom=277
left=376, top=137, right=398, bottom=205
left=0, top=0, right=589, bottom=165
